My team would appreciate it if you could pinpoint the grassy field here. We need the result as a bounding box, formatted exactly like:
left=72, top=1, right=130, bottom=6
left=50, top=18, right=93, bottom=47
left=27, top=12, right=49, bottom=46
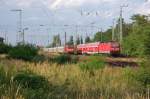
left=0, top=53, right=149, bottom=99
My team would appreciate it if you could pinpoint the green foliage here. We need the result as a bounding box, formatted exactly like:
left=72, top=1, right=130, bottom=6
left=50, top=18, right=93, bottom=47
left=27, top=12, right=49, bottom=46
left=8, top=43, right=38, bottom=61
left=143, top=26, right=150, bottom=57
left=122, top=14, right=150, bottom=57
left=94, top=29, right=112, bottom=42
left=122, top=28, right=146, bottom=56
left=76, top=36, right=80, bottom=45
left=32, top=55, right=48, bottom=63
left=67, top=35, right=74, bottom=45
left=13, top=71, right=49, bottom=90
left=133, top=61, right=150, bottom=90
left=51, top=34, right=61, bottom=47
left=80, top=36, right=83, bottom=44
left=131, top=14, right=149, bottom=26
left=0, top=65, right=51, bottom=99
left=54, top=54, right=71, bottom=64
left=79, top=56, right=105, bottom=71
left=0, top=43, right=12, bottom=54
left=85, top=36, right=91, bottom=43
left=53, top=54, right=79, bottom=64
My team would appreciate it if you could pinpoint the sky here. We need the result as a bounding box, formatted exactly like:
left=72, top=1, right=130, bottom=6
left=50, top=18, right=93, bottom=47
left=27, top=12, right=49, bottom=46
left=0, top=0, right=150, bottom=46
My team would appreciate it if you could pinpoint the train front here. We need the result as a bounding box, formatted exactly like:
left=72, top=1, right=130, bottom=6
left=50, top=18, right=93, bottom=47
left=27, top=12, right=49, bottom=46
left=110, top=41, right=120, bottom=55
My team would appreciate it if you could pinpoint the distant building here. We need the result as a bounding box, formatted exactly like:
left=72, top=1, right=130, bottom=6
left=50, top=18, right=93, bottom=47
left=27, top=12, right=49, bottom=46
left=0, top=37, right=4, bottom=43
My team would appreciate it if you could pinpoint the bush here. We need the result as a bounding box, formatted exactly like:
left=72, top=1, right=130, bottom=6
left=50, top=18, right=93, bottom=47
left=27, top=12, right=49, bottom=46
left=133, top=61, right=150, bottom=92
left=53, top=54, right=78, bottom=64
left=8, top=44, right=38, bottom=61
left=0, top=65, right=50, bottom=99
left=79, top=56, right=106, bottom=71
left=0, top=43, right=12, bottom=54
left=32, top=55, right=47, bottom=63
left=13, top=71, right=49, bottom=90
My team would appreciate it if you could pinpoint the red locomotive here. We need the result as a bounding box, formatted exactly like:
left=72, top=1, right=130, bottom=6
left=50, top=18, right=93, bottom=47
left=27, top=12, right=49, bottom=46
left=64, top=41, right=120, bottom=55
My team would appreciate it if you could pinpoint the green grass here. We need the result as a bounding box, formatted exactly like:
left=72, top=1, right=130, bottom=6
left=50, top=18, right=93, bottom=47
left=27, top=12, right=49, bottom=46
left=0, top=56, right=149, bottom=99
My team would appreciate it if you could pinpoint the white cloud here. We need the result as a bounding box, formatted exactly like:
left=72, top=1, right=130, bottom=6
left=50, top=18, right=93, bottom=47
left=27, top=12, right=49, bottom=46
left=12, top=0, right=119, bottom=9
left=48, top=0, right=119, bottom=9
left=15, top=0, right=36, bottom=7
left=136, top=1, right=150, bottom=15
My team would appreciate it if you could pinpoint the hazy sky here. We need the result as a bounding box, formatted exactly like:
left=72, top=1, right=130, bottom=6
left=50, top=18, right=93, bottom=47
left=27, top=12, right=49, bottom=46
left=0, top=0, right=149, bottom=46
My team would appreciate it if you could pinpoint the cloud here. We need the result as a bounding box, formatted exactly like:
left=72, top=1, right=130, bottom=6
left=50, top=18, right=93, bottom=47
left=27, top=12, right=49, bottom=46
left=136, top=1, right=150, bottom=15
left=15, top=0, right=36, bottom=7
left=12, top=0, right=120, bottom=9
left=48, top=0, right=120, bottom=9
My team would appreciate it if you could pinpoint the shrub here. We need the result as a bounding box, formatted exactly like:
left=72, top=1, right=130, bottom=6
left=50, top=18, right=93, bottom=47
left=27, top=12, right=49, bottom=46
left=13, top=71, right=49, bottom=90
left=53, top=54, right=78, bottom=64
left=122, top=60, right=150, bottom=93
left=79, top=56, right=106, bottom=71
left=133, top=60, right=150, bottom=92
left=0, top=43, right=12, bottom=54
left=8, top=44, right=38, bottom=61
left=32, top=55, right=47, bottom=63
left=13, top=71, right=51, bottom=99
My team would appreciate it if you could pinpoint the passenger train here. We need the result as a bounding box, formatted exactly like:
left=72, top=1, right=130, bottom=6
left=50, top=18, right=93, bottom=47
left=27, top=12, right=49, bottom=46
left=43, top=41, right=120, bottom=55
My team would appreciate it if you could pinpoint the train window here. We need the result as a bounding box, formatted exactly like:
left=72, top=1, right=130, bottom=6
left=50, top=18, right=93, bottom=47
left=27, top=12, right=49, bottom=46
left=111, top=43, right=119, bottom=48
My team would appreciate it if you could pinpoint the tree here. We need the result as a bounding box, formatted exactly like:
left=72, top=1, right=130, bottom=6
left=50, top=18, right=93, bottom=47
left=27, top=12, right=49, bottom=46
left=85, top=36, right=91, bottom=43
left=131, top=14, right=149, bottom=26
left=122, top=14, right=150, bottom=56
left=80, top=36, right=83, bottom=44
left=143, top=26, right=150, bottom=57
left=93, top=32, right=102, bottom=42
left=51, top=34, right=61, bottom=47
left=93, top=29, right=112, bottom=42
left=76, top=36, right=80, bottom=45
left=67, top=35, right=74, bottom=45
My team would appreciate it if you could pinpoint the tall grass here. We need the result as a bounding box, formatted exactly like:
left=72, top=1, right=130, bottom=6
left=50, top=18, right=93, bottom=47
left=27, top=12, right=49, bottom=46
left=0, top=57, right=149, bottom=99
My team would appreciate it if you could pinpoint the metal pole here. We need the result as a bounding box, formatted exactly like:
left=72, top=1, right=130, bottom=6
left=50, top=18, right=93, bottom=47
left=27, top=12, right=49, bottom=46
left=20, top=10, right=22, bottom=43
left=91, top=22, right=95, bottom=37
left=22, top=28, right=28, bottom=44
left=23, top=29, right=25, bottom=44
left=65, top=32, right=66, bottom=46
left=119, top=5, right=128, bottom=45
left=112, top=19, right=115, bottom=41
left=120, top=6, right=123, bottom=44
left=11, top=9, right=22, bottom=43
left=75, top=25, right=78, bottom=45
left=64, top=25, right=68, bottom=46
left=101, top=28, right=103, bottom=42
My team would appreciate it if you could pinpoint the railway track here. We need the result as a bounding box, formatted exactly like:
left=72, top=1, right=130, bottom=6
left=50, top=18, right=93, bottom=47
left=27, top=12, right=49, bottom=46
left=78, top=55, right=139, bottom=67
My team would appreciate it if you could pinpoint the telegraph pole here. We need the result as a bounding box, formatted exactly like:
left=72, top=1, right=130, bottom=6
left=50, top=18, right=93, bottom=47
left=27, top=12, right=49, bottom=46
left=75, top=25, right=78, bottom=45
left=119, top=5, right=128, bottom=45
left=90, top=22, right=95, bottom=37
left=64, top=25, right=69, bottom=46
left=101, top=28, right=103, bottom=42
left=22, top=28, right=28, bottom=44
left=65, top=32, right=67, bottom=46
left=4, top=30, right=8, bottom=44
left=112, top=19, right=115, bottom=41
